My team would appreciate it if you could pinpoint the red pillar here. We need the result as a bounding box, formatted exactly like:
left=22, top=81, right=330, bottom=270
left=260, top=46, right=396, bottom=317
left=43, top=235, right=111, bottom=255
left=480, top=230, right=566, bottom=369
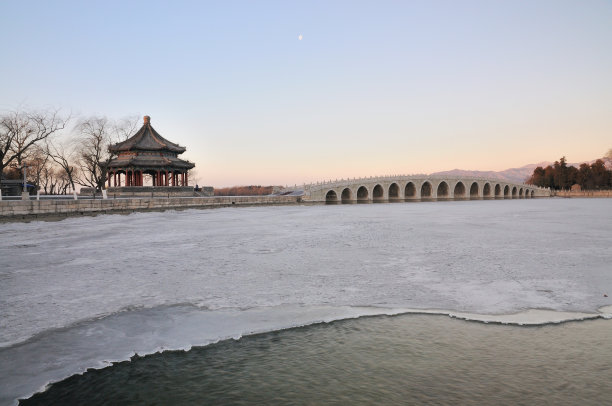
left=185, top=172, right=188, bottom=186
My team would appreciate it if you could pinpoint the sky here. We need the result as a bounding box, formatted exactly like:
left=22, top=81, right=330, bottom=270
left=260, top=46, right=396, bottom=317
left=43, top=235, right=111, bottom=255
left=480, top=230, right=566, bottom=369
left=1, top=0, right=611, bottom=187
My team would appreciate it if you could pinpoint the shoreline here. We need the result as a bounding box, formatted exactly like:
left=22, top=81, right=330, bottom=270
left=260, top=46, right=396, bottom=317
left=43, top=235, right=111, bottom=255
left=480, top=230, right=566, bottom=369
left=553, top=190, right=612, bottom=198
left=0, top=195, right=303, bottom=223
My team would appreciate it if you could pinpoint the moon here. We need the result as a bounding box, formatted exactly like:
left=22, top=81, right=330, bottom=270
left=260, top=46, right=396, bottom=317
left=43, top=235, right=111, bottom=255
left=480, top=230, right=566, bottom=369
left=298, top=34, right=303, bottom=41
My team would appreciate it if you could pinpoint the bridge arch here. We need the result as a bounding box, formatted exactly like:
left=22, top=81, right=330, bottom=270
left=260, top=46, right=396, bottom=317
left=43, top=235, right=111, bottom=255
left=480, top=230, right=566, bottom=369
left=341, top=187, right=353, bottom=203
left=504, top=185, right=510, bottom=198
left=469, top=182, right=479, bottom=199
left=519, top=188, right=524, bottom=198
left=512, top=186, right=517, bottom=198
left=495, top=184, right=502, bottom=198
left=405, top=182, right=416, bottom=199
left=373, top=184, right=384, bottom=202
left=531, top=190, right=535, bottom=198
left=388, top=183, right=400, bottom=200
left=453, top=182, right=466, bottom=199
left=357, top=186, right=369, bottom=202
left=325, top=190, right=338, bottom=203
left=437, top=181, right=449, bottom=199
left=483, top=183, right=491, bottom=198
left=421, top=181, right=432, bottom=198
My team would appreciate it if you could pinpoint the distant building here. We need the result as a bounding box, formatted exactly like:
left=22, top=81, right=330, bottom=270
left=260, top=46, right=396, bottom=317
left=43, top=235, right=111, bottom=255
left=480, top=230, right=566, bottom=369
left=0, top=177, right=35, bottom=196
left=106, top=115, right=195, bottom=187
left=81, top=115, right=212, bottom=197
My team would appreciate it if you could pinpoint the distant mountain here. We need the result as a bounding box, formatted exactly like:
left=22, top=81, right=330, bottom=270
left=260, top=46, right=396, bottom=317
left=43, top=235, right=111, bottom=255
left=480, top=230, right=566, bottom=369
left=431, top=158, right=612, bottom=184
left=431, top=164, right=544, bottom=184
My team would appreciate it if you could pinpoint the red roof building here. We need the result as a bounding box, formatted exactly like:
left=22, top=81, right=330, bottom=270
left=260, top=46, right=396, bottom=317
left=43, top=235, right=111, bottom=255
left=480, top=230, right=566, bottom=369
left=107, top=116, right=195, bottom=187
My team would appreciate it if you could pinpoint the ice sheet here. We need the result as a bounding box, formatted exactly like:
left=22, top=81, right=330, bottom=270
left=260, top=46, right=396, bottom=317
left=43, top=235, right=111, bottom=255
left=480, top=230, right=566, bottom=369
left=1, top=199, right=612, bottom=405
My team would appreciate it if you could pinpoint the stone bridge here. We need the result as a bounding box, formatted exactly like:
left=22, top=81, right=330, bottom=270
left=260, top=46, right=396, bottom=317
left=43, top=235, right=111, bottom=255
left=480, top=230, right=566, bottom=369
left=295, top=175, right=551, bottom=203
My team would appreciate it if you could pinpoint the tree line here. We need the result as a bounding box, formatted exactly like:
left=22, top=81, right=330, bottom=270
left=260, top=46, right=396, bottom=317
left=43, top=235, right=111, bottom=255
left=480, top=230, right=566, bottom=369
left=527, top=154, right=612, bottom=190
left=214, top=185, right=277, bottom=196
left=1, top=108, right=139, bottom=194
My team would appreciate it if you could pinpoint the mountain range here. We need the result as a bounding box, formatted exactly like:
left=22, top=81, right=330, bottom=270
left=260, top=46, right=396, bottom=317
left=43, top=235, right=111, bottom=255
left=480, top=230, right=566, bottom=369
left=431, top=158, right=612, bottom=184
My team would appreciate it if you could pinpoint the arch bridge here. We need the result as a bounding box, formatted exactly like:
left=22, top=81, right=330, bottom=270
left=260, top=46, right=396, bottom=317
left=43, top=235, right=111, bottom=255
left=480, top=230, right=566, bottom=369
left=297, top=175, right=551, bottom=203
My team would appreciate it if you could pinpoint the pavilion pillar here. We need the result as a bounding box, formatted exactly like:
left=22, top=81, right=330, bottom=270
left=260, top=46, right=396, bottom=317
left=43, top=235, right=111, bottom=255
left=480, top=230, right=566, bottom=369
left=157, top=171, right=161, bottom=187
left=181, top=172, right=184, bottom=186
left=165, top=170, right=169, bottom=186
left=185, top=172, right=188, bottom=186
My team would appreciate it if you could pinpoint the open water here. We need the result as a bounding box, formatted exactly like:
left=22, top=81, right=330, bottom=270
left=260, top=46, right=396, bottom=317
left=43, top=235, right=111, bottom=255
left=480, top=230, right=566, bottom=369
left=1, top=198, right=612, bottom=404
left=21, top=314, right=612, bottom=405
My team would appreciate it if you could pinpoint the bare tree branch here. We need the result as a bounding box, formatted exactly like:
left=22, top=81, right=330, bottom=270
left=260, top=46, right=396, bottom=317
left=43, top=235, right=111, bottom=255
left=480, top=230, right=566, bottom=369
left=0, top=109, right=69, bottom=177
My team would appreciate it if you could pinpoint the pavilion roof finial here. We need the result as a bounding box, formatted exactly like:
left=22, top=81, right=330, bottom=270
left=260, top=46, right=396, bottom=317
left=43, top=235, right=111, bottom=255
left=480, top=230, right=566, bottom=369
left=143, top=115, right=150, bottom=125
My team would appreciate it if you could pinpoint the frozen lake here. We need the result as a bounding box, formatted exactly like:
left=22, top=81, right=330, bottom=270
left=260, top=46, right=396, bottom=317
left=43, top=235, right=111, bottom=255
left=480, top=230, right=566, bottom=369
left=1, top=198, right=612, bottom=404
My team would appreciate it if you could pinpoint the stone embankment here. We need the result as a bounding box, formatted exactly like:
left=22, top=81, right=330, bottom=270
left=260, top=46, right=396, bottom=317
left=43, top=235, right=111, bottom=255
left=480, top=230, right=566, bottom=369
left=553, top=190, right=612, bottom=198
left=0, top=195, right=301, bottom=222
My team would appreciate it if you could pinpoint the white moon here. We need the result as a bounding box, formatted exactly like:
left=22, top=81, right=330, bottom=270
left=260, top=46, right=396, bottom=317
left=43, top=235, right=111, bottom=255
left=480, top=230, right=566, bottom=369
left=298, top=34, right=303, bottom=41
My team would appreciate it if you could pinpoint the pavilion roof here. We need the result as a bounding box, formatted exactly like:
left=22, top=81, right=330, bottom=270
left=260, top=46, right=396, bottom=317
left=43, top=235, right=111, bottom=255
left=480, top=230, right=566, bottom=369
left=109, top=116, right=186, bottom=154
left=108, top=154, right=195, bottom=170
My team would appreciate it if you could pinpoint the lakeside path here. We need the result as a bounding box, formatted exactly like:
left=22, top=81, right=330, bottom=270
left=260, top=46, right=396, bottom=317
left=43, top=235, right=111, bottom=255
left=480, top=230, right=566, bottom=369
left=0, top=195, right=302, bottom=222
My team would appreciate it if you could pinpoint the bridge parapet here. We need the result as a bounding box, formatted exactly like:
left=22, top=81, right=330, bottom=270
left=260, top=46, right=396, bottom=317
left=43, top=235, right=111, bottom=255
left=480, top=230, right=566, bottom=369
left=282, top=175, right=552, bottom=202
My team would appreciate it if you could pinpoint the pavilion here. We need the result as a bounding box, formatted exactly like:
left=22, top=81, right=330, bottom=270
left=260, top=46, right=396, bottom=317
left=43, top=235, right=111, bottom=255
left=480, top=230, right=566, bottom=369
left=107, top=115, right=195, bottom=188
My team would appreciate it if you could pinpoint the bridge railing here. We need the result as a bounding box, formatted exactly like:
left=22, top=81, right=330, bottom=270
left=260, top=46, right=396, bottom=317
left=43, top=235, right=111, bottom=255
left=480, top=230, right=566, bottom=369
left=298, top=175, right=550, bottom=192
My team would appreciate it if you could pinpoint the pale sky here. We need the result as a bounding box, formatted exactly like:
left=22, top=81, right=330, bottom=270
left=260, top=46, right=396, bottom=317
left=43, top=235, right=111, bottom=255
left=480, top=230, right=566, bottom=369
left=1, top=0, right=611, bottom=187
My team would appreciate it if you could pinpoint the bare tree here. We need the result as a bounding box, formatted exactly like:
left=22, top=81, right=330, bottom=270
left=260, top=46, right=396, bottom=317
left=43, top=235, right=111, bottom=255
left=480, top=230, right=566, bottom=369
left=46, top=136, right=78, bottom=194
left=0, top=109, right=69, bottom=177
left=74, top=116, right=139, bottom=192
left=26, top=145, right=51, bottom=192
left=113, top=115, right=140, bottom=141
